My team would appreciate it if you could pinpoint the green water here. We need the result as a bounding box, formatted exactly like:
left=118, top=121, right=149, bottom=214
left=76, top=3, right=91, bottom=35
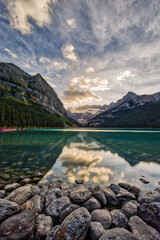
left=0, top=129, right=160, bottom=189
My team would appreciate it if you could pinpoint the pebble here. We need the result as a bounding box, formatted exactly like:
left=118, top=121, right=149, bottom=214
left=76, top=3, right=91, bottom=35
left=91, top=209, right=112, bottom=230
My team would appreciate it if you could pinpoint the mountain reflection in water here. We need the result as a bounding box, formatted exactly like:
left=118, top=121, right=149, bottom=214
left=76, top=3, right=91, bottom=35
left=0, top=129, right=160, bottom=189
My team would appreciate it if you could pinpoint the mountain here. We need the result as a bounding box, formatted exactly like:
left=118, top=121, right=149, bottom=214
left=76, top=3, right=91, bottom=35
left=87, top=91, right=160, bottom=128
left=0, top=62, right=74, bottom=128
left=67, top=104, right=109, bottom=125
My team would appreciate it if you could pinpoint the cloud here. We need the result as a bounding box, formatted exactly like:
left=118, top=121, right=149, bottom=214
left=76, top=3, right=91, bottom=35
left=116, top=71, right=135, bottom=83
left=66, top=18, right=76, bottom=28
left=7, top=0, right=57, bottom=34
left=86, top=67, right=95, bottom=74
left=25, top=63, right=31, bottom=69
left=39, top=57, right=68, bottom=70
left=62, top=44, right=77, bottom=61
left=4, top=48, right=17, bottom=58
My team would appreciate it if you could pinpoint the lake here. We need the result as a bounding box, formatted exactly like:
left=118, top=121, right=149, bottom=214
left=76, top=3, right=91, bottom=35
left=0, top=129, right=160, bottom=189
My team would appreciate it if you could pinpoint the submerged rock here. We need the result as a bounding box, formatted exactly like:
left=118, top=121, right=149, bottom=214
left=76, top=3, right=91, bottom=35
left=36, top=214, right=53, bottom=240
left=54, top=207, right=91, bottom=240
left=100, top=227, right=137, bottom=240
left=91, top=209, right=112, bottom=230
left=89, top=222, right=105, bottom=240
left=128, top=215, right=160, bottom=240
left=0, top=199, right=19, bottom=222
left=69, top=185, right=91, bottom=204
left=138, top=190, right=160, bottom=203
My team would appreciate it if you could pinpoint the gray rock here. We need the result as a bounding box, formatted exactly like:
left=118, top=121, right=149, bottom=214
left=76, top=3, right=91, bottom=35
left=154, top=186, right=160, bottom=193
left=33, top=172, right=43, bottom=178
left=110, top=209, right=128, bottom=228
left=138, top=190, right=160, bottom=203
left=36, top=214, right=53, bottom=240
left=128, top=186, right=141, bottom=197
left=118, top=183, right=131, bottom=190
left=30, top=185, right=40, bottom=195
left=20, top=195, right=44, bottom=213
left=0, top=210, right=37, bottom=240
left=59, top=183, right=70, bottom=191
left=54, top=207, right=91, bottom=240
left=139, top=178, right=150, bottom=184
left=89, top=186, right=107, bottom=207
left=109, top=184, right=120, bottom=194
left=137, top=202, right=160, bottom=232
left=103, top=187, right=118, bottom=205
left=0, top=199, right=19, bottom=222
left=0, top=190, right=5, bottom=199
left=89, top=222, right=105, bottom=240
left=45, top=189, right=57, bottom=208
left=117, top=189, right=136, bottom=202
left=122, top=200, right=139, bottom=218
left=91, top=209, right=112, bottom=230
left=4, top=183, right=20, bottom=192
left=82, top=197, right=101, bottom=212
left=5, top=185, right=39, bottom=205
left=46, top=197, right=71, bottom=223
left=100, top=227, right=138, bottom=240
left=128, top=215, right=160, bottom=240
left=21, top=178, right=32, bottom=184
left=46, top=225, right=60, bottom=240
left=69, top=185, right=91, bottom=204
left=60, top=204, right=80, bottom=222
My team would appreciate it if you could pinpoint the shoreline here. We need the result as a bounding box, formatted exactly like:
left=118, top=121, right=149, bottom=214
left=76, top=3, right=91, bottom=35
left=0, top=178, right=160, bottom=239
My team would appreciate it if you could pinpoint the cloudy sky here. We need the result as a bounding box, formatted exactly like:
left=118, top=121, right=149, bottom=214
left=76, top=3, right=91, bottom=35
left=0, top=0, right=160, bottom=107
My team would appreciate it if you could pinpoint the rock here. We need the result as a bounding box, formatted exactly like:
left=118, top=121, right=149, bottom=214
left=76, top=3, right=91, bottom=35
left=0, top=190, right=5, bottom=199
left=82, top=197, right=101, bottom=212
left=20, top=175, right=29, bottom=180
left=46, top=225, right=60, bottom=240
left=89, top=186, right=107, bottom=207
left=139, top=178, right=150, bottom=184
left=54, top=207, right=91, bottom=240
left=117, top=189, right=136, bottom=202
left=103, top=187, right=118, bottom=205
left=5, top=185, right=39, bottom=205
left=138, top=190, right=160, bottom=203
left=91, top=209, right=112, bottom=230
left=128, top=215, right=160, bottom=240
left=69, top=185, right=91, bottom=204
left=30, top=185, right=40, bottom=195
left=33, top=172, right=43, bottom=178
left=60, top=204, right=80, bottom=222
left=0, top=199, right=19, bottom=222
left=36, top=214, right=53, bottom=240
left=118, top=183, right=131, bottom=190
left=155, top=186, right=160, bottom=193
left=45, top=189, right=57, bottom=208
left=46, top=197, right=71, bottom=223
left=31, top=177, right=41, bottom=183
left=0, top=210, right=37, bottom=240
left=48, top=187, right=68, bottom=198
left=110, top=209, right=128, bottom=228
left=89, top=222, right=105, bottom=240
left=4, top=183, right=20, bottom=192
left=100, top=227, right=137, bottom=240
left=21, top=178, right=32, bottom=184
left=109, top=184, right=120, bottom=194
left=1, top=174, right=10, bottom=180
left=20, top=195, right=44, bottom=213
left=0, top=184, right=5, bottom=190
left=59, top=183, right=70, bottom=191
left=137, top=202, right=160, bottom=232
left=128, top=185, right=141, bottom=197
left=121, top=200, right=139, bottom=218
left=75, top=179, right=84, bottom=184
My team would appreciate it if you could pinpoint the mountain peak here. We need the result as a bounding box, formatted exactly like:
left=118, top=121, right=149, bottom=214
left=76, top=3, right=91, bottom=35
left=124, top=91, right=138, bottom=100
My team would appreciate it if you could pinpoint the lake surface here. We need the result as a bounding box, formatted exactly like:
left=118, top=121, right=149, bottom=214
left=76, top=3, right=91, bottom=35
left=0, top=129, right=160, bottom=189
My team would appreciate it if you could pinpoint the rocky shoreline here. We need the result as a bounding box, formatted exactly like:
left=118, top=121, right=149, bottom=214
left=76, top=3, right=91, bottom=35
left=0, top=178, right=160, bottom=240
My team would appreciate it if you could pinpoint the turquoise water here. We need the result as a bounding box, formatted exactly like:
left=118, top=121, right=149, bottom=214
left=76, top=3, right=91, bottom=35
left=0, top=129, right=160, bottom=189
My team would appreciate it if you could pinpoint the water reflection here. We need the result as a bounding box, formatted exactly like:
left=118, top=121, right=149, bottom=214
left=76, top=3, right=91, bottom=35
left=0, top=130, right=160, bottom=189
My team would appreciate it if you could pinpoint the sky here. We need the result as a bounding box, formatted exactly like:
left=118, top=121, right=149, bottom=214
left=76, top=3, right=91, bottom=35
left=0, top=0, right=160, bottom=108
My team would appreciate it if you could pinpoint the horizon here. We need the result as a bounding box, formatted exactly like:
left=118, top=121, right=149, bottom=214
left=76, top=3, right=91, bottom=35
left=1, top=0, right=160, bottom=108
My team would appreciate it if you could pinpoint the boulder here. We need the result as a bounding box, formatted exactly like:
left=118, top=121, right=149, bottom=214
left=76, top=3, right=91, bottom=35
left=138, top=190, right=160, bottom=203
left=60, top=204, right=80, bottom=222
left=137, top=202, right=160, bottom=232
left=0, top=190, right=5, bottom=199
left=91, top=209, right=112, bottom=230
left=46, top=225, right=60, bottom=240
left=89, top=186, right=107, bottom=207
left=128, top=186, right=141, bottom=197
left=100, top=227, right=137, bottom=240
left=0, top=210, right=37, bottom=240
left=109, top=184, right=120, bottom=194
left=110, top=209, right=128, bottom=228
left=46, top=197, right=71, bottom=223
left=82, top=197, right=101, bottom=212
left=121, top=200, right=139, bottom=218
left=36, top=214, right=53, bottom=240
left=118, top=183, right=131, bottom=190
left=4, top=183, right=20, bottom=192
left=54, top=207, right=91, bottom=240
left=20, top=195, right=44, bottom=213
left=117, top=189, right=136, bottom=202
left=128, top=215, right=160, bottom=240
left=89, top=222, right=105, bottom=240
left=45, top=189, right=57, bottom=208
left=103, top=187, right=118, bottom=205
left=0, top=199, right=19, bottom=222
left=69, top=185, right=91, bottom=204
